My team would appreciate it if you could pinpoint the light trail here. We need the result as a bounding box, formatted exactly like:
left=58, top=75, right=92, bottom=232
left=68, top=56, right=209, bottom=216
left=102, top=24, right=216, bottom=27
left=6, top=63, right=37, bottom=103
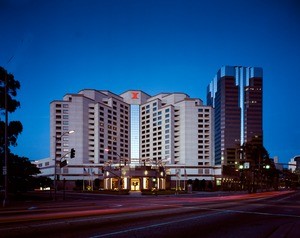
left=1, top=191, right=299, bottom=237
left=0, top=190, right=294, bottom=224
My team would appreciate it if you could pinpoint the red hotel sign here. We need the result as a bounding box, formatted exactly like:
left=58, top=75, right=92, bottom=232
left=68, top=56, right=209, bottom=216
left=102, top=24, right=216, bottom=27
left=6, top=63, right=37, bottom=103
left=131, top=91, right=139, bottom=99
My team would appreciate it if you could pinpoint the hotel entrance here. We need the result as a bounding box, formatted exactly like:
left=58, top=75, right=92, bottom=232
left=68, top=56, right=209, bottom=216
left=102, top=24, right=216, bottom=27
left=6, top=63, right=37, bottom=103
left=131, top=178, right=140, bottom=191
left=103, top=166, right=166, bottom=191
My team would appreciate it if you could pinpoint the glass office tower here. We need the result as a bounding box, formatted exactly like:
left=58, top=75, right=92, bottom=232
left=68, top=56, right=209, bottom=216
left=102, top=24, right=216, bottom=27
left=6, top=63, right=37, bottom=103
left=207, top=66, right=263, bottom=166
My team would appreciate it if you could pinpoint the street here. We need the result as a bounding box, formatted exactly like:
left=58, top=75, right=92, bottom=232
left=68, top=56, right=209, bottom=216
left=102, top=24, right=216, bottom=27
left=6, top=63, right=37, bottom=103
left=1, top=190, right=300, bottom=238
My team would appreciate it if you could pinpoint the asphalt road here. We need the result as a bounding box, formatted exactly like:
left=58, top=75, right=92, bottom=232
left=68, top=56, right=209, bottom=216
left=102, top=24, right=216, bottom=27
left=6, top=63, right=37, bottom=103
left=1, top=190, right=300, bottom=238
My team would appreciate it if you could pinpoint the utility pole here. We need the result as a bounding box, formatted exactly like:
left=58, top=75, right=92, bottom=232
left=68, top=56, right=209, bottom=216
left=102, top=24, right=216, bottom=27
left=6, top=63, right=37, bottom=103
left=3, top=73, right=8, bottom=207
left=2, top=56, right=17, bottom=207
left=53, top=130, right=74, bottom=201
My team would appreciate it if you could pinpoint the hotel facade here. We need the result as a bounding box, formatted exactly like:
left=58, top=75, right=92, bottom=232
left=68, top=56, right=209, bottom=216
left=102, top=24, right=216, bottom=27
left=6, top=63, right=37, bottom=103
left=36, top=89, right=218, bottom=191
left=35, top=65, right=263, bottom=191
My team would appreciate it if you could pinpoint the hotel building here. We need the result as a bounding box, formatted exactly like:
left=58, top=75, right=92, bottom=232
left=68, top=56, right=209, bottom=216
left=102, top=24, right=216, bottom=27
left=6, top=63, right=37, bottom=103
left=207, top=66, right=263, bottom=167
left=36, top=89, right=216, bottom=191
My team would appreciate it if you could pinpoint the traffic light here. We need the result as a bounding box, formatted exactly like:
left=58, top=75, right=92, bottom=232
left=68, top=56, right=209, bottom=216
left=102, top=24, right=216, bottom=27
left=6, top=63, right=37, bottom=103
left=70, top=148, right=75, bottom=158
left=60, top=160, right=68, bottom=168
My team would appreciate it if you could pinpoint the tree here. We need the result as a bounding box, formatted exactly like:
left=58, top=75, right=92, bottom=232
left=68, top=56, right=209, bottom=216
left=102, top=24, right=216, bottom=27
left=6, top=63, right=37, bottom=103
left=0, top=66, right=22, bottom=155
left=8, top=153, right=40, bottom=192
left=35, top=176, right=53, bottom=189
left=75, top=180, right=84, bottom=190
left=295, top=168, right=300, bottom=186
left=0, top=66, right=21, bottom=113
left=239, top=137, right=278, bottom=192
left=94, top=178, right=100, bottom=190
left=200, top=179, right=206, bottom=191
left=1, top=66, right=40, bottom=194
left=0, top=121, right=23, bottom=154
left=193, top=178, right=200, bottom=191
left=240, top=136, right=270, bottom=168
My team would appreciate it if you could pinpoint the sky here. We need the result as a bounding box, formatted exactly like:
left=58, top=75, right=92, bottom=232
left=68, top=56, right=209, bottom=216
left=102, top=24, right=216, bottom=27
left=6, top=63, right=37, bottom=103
left=0, top=0, right=299, bottom=165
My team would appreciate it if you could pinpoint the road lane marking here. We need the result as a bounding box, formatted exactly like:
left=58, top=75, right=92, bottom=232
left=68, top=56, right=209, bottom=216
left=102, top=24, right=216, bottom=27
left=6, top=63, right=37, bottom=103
left=89, top=204, right=300, bottom=238
left=217, top=208, right=300, bottom=218
left=89, top=211, right=228, bottom=238
left=109, top=204, right=123, bottom=208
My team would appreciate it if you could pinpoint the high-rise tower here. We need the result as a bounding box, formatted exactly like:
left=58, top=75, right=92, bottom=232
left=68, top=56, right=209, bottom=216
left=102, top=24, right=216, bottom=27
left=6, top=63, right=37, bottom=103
left=207, top=66, right=263, bottom=166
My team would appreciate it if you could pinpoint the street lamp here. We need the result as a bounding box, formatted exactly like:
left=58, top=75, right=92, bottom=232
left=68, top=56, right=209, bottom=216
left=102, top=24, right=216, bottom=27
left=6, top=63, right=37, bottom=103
left=53, top=130, right=74, bottom=201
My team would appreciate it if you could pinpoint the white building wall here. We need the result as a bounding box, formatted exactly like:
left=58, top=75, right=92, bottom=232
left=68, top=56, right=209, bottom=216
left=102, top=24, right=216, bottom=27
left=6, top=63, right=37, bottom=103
left=42, top=89, right=216, bottom=184
left=69, top=95, right=90, bottom=164
left=179, top=100, right=199, bottom=166
left=138, top=93, right=213, bottom=180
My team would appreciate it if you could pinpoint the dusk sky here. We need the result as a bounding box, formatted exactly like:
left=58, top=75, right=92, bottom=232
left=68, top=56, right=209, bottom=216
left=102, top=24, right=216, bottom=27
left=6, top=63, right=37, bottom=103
left=1, top=0, right=299, bottom=165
